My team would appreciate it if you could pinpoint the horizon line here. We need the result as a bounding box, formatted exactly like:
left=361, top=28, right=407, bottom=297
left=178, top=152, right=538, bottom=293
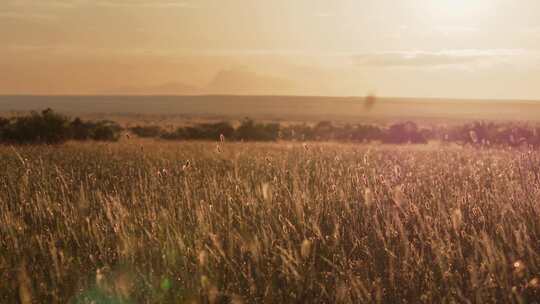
left=1, top=94, right=540, bottom=103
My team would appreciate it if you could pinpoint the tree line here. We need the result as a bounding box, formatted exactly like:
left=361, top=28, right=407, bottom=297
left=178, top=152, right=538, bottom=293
left=2, top=109, right=540, bottom=147
left=0, top=109, right=122, bottom=144
left=135, top=118, right=540, bottom=148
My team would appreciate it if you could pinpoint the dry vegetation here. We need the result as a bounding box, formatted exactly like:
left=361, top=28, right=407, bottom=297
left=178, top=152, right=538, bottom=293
left=1, top=140, right=540, bottom=303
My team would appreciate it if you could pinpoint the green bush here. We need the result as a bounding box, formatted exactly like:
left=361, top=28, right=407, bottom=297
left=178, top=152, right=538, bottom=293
left=383, top=121, right=427, bottom=144
left=129, top=126, right=164, bottom=138
left=162, top=122, right=234, bottom=141
left=235, top=118, right=280, bottom=141
left=1, top=109, right=71, bottom=144
left=0, top=110, right=123, bottom=144
left=90, top=121, right=123, bottom=141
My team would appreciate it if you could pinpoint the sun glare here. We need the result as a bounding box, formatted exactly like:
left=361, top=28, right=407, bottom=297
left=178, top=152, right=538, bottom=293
left=427, top=0, right=492, bottom=20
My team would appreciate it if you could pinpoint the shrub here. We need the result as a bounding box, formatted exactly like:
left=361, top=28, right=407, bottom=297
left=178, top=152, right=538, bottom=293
left=163, top=122, right=234, bottom=141
left=2, top=109, right=71, bottom=144
left=384, top=121, right=427, bottom=144
left=91, top=121, right=123, bottom=141
left=129, top=126, right=164, bottom=138
left=70, top=117, right=93, bottom=140
left=235, top=118, right=280, bottom=141
left=351, top=124, right=384, bottom=142
left=0, top=110, right=123, bottom=144
left=0, top=117, right=9, bottom=141
left=280, top=124, right=315, bottom=141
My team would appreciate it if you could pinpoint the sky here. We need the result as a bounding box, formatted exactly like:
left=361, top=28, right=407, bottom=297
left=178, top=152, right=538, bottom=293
left=2, top=0, right=540, bottom=99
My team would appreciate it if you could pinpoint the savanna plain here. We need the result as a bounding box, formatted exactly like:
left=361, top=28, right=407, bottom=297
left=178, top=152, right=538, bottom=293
left=1, top=139, right=539, bottom=303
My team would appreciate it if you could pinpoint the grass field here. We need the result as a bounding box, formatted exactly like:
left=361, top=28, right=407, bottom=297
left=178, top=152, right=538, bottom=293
left=1, top=140, right=540, bottom=303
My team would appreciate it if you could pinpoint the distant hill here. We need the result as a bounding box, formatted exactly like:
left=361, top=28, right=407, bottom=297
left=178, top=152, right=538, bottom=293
left=103, top=82, right=202, bottom=95
left=1, top=95, right=539, bottom=123
left=206, top=68, right=296, bottom=95
left=101, top=68, right=296, bottom=96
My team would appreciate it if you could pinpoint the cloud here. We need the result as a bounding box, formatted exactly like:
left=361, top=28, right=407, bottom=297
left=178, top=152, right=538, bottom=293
left=352, top=50, right=523, bottom=69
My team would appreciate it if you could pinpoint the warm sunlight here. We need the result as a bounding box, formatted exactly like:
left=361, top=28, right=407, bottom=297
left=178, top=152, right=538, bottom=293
left=2, top=0, right=540, bottom=99
left=427, top=0, right=494, bottom=20
left=4, top=2, right=540, bottom=304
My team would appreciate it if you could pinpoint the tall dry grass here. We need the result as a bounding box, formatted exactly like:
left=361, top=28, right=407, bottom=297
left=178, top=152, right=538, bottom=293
left=0, top=141, right=539, bottom=303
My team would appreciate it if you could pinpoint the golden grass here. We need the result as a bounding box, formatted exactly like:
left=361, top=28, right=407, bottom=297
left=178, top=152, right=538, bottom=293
left=0, top=141, right=539, bottom=303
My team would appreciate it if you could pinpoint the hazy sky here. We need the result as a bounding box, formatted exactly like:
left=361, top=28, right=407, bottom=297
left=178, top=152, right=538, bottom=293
left=2, top=0, right=540, bottom=98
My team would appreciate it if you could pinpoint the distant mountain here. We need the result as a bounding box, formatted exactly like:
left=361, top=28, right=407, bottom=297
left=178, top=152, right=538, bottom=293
left=102, top=68, right=296, bottom=96
left=206, top=68, right=296, bottom=95
left=103, top=82, right=202, bottom=95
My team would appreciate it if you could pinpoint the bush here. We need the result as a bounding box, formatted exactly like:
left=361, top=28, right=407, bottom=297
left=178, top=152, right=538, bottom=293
left=384, top=121, right=427, bottom=144
left=280, top=124, right=315, bottom=141
left=0, top=110, right=123, bottom=144
left=69, top=118, right=122, bottom=142
left=70, top=117, right=93, bottom=140
left=7, top=109, right=540, bottom=148
left=91, top=121, right=123, bottom=141
left=0, top=117, right=9, bottom=141
left=351, top=124, right=384, bottom=142
left=163, top=122, right=234, bottom=141
left=235, top=118, right=280, bottom=141
left=129, top=126, right=164, bottom=138
left=1, top=109, right=71, bottom=144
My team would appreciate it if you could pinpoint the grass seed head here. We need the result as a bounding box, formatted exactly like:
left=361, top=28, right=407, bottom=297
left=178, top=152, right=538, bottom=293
left=198, top=250, right=208, bottom=267
left=200, top=275, right=210, bottom=289
left=513, top=260, right=526, bottom=277
left=364, top=188, right=373, bottom=207
left=451, top=209, right=463, bottom=230
left=261, top=182, right=273, bottom=202
left=301, top=239, right=312, bottom=259
left=529, top=277, right=540, bottom=289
